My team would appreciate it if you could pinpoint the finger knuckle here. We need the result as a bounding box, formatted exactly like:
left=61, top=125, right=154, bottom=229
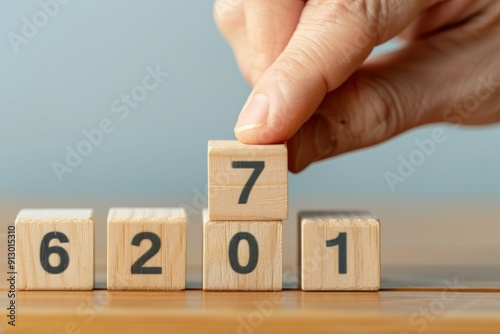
left=277, top=44, right=331, bottom=90
left=345, top=74, right=405, bottom=143
left=306, top=0, right=395, bottom=44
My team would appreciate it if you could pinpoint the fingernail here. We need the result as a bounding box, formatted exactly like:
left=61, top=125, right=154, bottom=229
left=314, top=118, right=334, bottom=157
left=234, top=93, right=269, bottom=134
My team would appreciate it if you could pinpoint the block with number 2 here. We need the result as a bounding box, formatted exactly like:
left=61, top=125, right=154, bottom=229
left=208, top=140, right=288, bottom=221
left=107, top=208, right=187, bottom=290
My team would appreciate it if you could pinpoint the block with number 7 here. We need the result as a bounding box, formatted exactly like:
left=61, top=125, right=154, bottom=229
left=300, top=211, right=380, bottom=291
left=208, top=140, right=288, bottom=221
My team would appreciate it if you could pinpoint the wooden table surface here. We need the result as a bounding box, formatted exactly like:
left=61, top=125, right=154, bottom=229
left=2, top=265, right=500, bottom=334
left=1, top=197, right=499, bottom=333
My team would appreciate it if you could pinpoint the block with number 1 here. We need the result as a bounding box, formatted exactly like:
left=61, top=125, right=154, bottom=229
left=300, top=211, right=380, bottom=291
left=208, top=140, right=288, bottom=221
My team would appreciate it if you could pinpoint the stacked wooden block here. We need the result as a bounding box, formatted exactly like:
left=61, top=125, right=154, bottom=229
left=14, top=140, right=380, bottom=291
left=204, top=140, right=288, bottom=291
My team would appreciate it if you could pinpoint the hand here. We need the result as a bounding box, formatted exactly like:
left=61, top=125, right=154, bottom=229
left=214, top=0, right=500, bottom=172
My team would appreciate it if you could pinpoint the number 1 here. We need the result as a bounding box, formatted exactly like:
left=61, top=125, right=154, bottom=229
left=326, top=232, right=347, bottom=274
left=232, top=161, right=265, bottom=204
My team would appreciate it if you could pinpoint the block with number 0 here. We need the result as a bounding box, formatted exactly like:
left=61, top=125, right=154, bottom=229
left=203, top=210, right=282, bottom=291
left=16, top=209, right=94, bottom=290
left=208, top=140, right=288, bottom=221
left=107, top=208, right=187, bottom=290
left=300, top=211, right=380, bottom=291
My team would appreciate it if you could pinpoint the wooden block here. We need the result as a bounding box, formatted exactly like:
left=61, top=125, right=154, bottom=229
left=208, top=140, right=288, bottom=221
left=203, top=210, right=282, bottom=291
left=15, top=209, right=94, bottom=290
left=107, top=208, right=187, bottom=290
left=300, top=211, right=380, bottom=291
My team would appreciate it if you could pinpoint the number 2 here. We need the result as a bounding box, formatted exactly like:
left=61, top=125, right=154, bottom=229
left=131, top=232, right=162, bottom=274
left=232, top=161, right=265, bottom=204
left=326, top=232, right=347, bottom=274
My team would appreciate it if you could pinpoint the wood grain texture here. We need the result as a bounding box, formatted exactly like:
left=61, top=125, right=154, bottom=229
left=15, top=209, right=94, bottom=290
left=2, top=199, right=500, bottom=333
left=208, top=140, right=288, bottom=221
left=5, top=286, right=500, bottom=334
left=107, top=208, right=186, bottom=290
left=300, top=211, right=380, bottom=291
left=203, top=210, right=282, bottom=291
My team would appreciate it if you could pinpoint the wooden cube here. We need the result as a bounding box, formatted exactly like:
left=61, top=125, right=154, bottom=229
left=107, top=208, right=187, bottom=290
left=16, top=209, right=94, bottom=290
left=208, top=140, right=288, bottom=221
left=300, top=211, right=380, bottom=291
left=203, top=210, right=282, bottom=291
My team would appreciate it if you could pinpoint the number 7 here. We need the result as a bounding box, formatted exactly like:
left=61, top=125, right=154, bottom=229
left=232, top=161, right=265, bottom=204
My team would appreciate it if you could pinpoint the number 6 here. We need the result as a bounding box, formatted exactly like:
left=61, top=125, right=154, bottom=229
left=40, top=232, right=70, bottom=274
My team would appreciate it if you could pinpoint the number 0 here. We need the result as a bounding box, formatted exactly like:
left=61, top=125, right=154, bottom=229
left=228, top=232, right=259, bottom=274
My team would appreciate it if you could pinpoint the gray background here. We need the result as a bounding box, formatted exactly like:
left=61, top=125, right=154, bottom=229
left=1, top=0, right=499, bottom=199
left=1, top=1, right=499, bottom=270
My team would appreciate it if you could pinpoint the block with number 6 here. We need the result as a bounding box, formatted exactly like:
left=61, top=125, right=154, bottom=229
left=16, top=209, right=94, bottom=290
left=107, top=208, right=187, bottom=290
left=300, top=211, right=380, bottom=291
left=208, top=140, right=288, bottom=221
